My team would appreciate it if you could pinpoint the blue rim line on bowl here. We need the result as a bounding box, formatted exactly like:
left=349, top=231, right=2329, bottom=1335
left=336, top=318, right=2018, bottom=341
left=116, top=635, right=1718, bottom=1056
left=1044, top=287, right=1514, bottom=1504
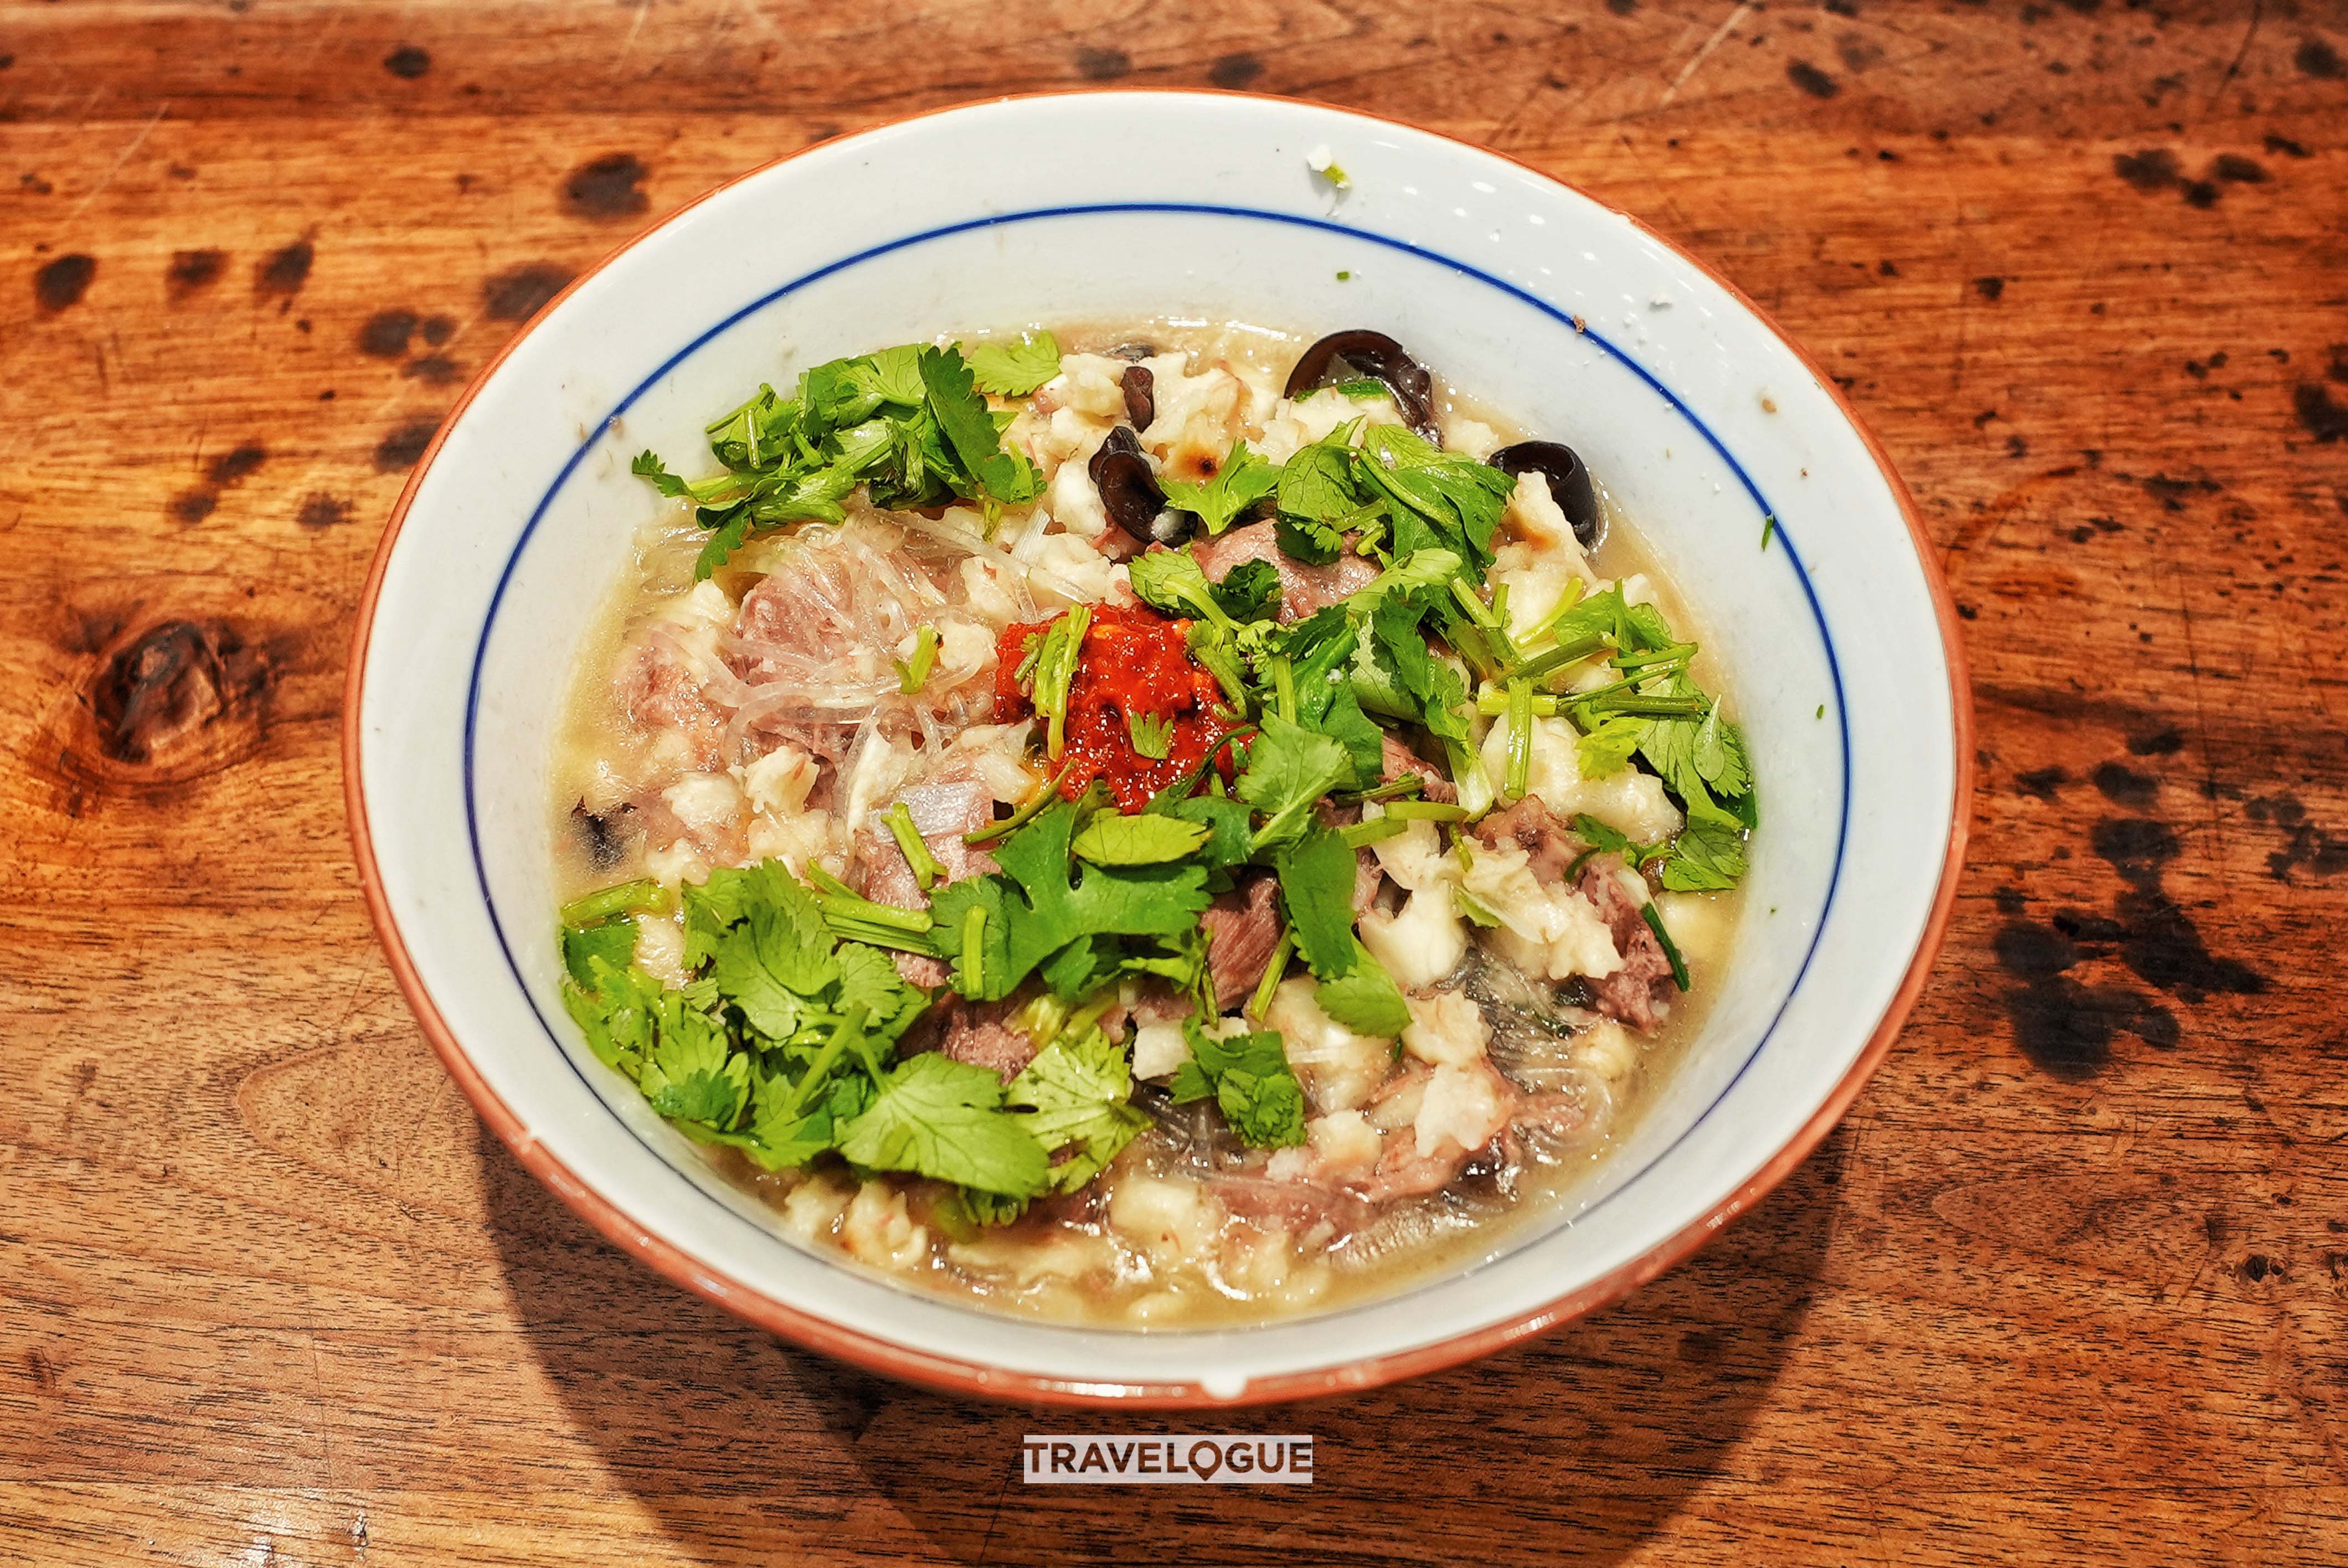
left=456, top=200, right=1853, bottom=1330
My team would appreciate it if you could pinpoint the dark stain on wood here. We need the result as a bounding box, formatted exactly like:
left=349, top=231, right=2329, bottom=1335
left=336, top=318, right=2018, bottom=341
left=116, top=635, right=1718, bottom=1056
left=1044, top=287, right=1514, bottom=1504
left=400, top=355, right=461, bottom=385
left=2296, top=38, right=2344, bottom=79
left=297, top=493, right=353, bottom=530
left=384, top=44, right=431, bottom=79
left=563, top=153, right=649, bottom=220
left=167, top=248, right=226, bottom=301
left=2091, top=761, right=2156, bottom=807
left=2211, top=154, right=2267, bottom=185
left=2114, top=148, right=2180, bottom=193
left=2015, top=765, right=2067, bottom=800
left=374, top=417, right=441, bottom=471
left=1994, top=919, right=2177, bottom=1079
left=359, top=310, right=417, bottom=357
left=1074, top=47, right=1131, bottom=80
left=1787, top=61, right=1840, bottom=98
left=1208, top=53, right=1264, bottom=89
left=1974, top=275, right=2006, bottom=300
left=207, top=445, right=266, bottom=488
left=255, top=236, right=315, bottom=303
left=2126, top=725, right=2184, bottom=756
left=483, top=262, right=575, bottom=322
left=169, top=490, right=217, bottom=525
left=2293, top=384, right=2347, bottom=443
left=35, top=254, right=96, bottom=313
left=2091, top=817, right=2268, bottom=1003
left=419, top=314, right=456, bottom=346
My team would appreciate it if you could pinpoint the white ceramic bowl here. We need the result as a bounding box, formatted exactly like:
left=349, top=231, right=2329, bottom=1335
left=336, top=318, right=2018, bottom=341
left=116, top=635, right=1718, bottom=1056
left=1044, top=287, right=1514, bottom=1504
left=347, top=90, right=1969, bottom=1406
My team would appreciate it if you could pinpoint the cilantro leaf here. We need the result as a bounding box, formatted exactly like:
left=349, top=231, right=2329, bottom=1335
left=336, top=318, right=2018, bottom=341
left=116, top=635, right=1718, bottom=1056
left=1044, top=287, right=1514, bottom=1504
left=928, top=798, right=1213, bottom=1001
left=1072, top=812, right=1214, bottom=865
left=1005, top=1028, right=1150, bottom=1192
left=638, top=999, right=748, bottom=1126
left=1274, top=513, right=1345, bottom=566
left=1126, top=548, right=1231, bottom=629
left=1237, top=711, right=1353, bottom=850
left=1575, top=714, right=1645, bottom=779
left=1355, top=424, right=1515, bottom=569
left=919, top=344, right=1042, bottom=504
left=1150, top=793, right=1254, bottom=869
left=1275, top=429, right=1363, bottom=528
left=834, top=941, right=931, bottom=1043
left=708, top=891, right=838, bottom=1039
left=835, top=1052, right=1051, bottom=1198
left=1311, top=682, right=1385, bottom=784
left=562, top=919, right=637, bottom=989
left=1168, top=1024, right=1307, bottom=1148
left=1273, top=826, right=1361, bottom=979
left=1657, top=808, right=1749, bottom=892
left=1345, top=547, right=1462, bottom=613
left=1211, top=558, right=1283, bottom=622
left=1161, top=441, right=1282, bottom=535
left=1314, top=945, right=1411, bottom=1038
left=965, top=330, right=1063, bottom=397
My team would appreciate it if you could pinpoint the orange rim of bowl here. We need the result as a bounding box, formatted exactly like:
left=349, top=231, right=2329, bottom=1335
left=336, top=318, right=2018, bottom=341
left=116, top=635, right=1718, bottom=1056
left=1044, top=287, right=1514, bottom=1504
left=343, top=87, right=1974, bottom=1409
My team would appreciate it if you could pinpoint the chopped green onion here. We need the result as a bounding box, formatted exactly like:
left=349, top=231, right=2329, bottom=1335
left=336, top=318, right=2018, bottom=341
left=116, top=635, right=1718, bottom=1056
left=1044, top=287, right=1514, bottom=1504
left=1340, top=816, right=1410, bottom=849
left=881, top=802, right=943, bottom=893
left=1641, top=901, right=1691, bottom=992
left=893, top=624, right=940, bottom=694
left=559, top=878, right=668, bottom=925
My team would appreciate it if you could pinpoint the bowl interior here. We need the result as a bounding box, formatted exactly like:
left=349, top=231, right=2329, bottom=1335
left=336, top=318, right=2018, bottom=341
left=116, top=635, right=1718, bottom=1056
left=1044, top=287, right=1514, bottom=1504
left=356, top=91, right=1956, bottom=1401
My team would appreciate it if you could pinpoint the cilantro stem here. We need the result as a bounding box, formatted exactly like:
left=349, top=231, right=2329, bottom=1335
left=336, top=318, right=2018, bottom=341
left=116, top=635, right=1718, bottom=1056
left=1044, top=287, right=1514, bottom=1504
left=966, top=762, right=1075, bottom=846
left=960, top=905, right=988, bottom=997
left=1641, top=901, right=1691, bottom=992
left=1334, top=773, right=1424, bottom=805
left=1513, top=576, right=1587, bottom=652
left=1269, top=655, right=1297, bottom=723
left=1610, top=642, right=1696, bottom=672
left=1454, top=886, right=1502, bottom=929
left=1508, top=631, right=1609, bottom=685
left=893, top=624, right=940, bottom=694
left=1340, top=816, right=1410, bottom=849
left=1383, top=800, right=1469, bottom=822
left=1505, top=678, right=1535, bottom=799
left=559, top=879, right=669, bottom=926
left=1249, top=927, right=1294, bottom=1023
left=882, top=802, right=944, bottom=893
left=785, top=1005, right=868, bottom=1116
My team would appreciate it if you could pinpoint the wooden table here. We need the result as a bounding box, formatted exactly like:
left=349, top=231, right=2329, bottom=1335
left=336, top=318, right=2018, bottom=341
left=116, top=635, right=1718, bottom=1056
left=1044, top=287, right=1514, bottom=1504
left=5, top=2, right=2345, bottom=1561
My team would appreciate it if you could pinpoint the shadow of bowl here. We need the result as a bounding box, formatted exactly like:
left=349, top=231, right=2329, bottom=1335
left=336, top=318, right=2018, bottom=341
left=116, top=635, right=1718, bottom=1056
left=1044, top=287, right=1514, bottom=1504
left=482, top=1121, right=1851, bottom=1565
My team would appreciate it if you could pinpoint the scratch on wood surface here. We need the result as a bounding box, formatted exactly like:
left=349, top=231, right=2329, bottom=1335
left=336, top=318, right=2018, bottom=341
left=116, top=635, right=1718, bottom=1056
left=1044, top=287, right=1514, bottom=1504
left=1659, top=0, right=1757, bottom=106
left=63, top=100, right=169, bottom=223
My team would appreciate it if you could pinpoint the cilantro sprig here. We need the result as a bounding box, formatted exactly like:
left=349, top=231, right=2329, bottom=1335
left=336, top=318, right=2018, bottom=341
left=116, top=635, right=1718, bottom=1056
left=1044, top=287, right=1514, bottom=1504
left=631, top=339, right=1044, bottom=579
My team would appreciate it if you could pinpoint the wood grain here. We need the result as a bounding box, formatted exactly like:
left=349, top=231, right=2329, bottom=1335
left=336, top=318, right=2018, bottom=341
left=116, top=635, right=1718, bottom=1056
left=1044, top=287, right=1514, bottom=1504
left=4, top=0, right=2346, bottom=1562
